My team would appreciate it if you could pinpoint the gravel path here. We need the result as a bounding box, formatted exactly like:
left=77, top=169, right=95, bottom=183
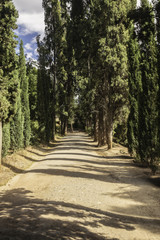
left=0, top=132, right=160, bottom=240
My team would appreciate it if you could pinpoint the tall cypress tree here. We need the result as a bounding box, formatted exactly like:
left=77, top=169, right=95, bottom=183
left=26, top=61, right=38, bottom=143
left=127, top=22, right=142, bottom=157
left=42, top=0, right=63, bottom=140
left=138, top=0, right=159, bottom=172
left=19, top=40, right=31, bottom=147
left=92, top=0, right=130, bottom=148
left=155, top=0, right=160, bottom=160
left=42, top=0, right=71, bottom=138
left=10, top=69, right=23, bottom=150
left=0, top=0, right=19, bottom=161
left=37, top=37, right=52, bottom=143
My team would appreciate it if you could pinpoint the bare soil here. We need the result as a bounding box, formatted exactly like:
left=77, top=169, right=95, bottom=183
left=0, top=132, right=160, bottom=240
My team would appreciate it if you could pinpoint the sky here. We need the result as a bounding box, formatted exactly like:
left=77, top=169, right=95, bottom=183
left=13, top=0, right=45, bottom=60
left=12, top=0, right=150, bottom=60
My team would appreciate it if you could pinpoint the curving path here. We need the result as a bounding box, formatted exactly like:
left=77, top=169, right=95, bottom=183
left=0, top=132, right=160, bottom=239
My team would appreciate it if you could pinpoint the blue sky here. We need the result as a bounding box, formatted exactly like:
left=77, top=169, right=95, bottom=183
left=13, top=0, right=45, bottom=60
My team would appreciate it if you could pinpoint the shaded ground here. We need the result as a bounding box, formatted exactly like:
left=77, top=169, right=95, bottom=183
left=0, top=145, right=47, bottom=187
left=0, top=132, right=160, bottom=240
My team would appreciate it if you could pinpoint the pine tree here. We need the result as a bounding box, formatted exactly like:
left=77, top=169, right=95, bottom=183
left=0, top=0, right=19, bottom=161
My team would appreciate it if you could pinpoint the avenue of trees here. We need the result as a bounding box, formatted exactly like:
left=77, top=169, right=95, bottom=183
left=0, top=0, right=160, bottom=173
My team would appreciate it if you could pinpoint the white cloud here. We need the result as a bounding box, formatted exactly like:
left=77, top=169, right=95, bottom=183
left=13, top=0, right=43, bottom=14
left=31, top=37, right=37, bottom=44
left=17, top=12, right=44, bottom=35
left=13, top=0, right=44, bottom=35
left=26, top=52, right=33, bottom=59
left=25, top=43, right=33, bottom=51
left=34, top=48, right=38, bottom=57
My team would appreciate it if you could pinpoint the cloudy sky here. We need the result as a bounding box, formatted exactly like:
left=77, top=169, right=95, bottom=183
left=13, top=0, right=45, bottom=60
left=12, top=0, right=150, bottom=60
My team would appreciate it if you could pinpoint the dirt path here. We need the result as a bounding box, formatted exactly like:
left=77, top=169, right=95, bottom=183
left=0, top=132, right=160, bottom=240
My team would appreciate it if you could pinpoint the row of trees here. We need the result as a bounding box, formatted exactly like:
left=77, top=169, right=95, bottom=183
left=38, top=0, right=130, bottom=148
left=127, top=0, right=160, bottom=173
left=37, top=0, right=160, bottom=173
left=0, top=0, right=160, bottom=173
left=0, top=0, right=33, bottom=163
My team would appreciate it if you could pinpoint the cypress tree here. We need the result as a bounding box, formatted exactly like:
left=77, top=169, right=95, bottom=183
left=0, top=0, right=19, bottom=161
left=155, top=0, right=160, bottom=161
left=138, top=0, right=159, bottom=172
left=92, top=0, right=130, bottom=148
left=42, top=0, right=71, bottom=138
left=2, top=122, right=10, bottom=157
left=27, top=61, right=38, bottom=122
left=42, top=0, right=63, bottom=140
left=19, top=40, right=31, bottom=147
left=37, top=37, right=52, bottom=143
left=10, top=70, right=23, bottom=150
left=127, top=23, right=142, bottom=157
left=26, top=61, right=38, bottom=143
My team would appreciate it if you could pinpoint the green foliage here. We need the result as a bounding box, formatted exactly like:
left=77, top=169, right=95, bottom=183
left=0, top=0, right=18, bottom=76
left=2, top=122, right=10, bottom=157
left=26, top=61, right=39, bottom=144
left=10, top=70, right=24, bottom=150
left=27, top=61, right=38, bottom=121
left=0, top=0, right=19, bottom=123
left=0, top=0, right=19, bottom=160
left=0, top=73, right=10, bottom=122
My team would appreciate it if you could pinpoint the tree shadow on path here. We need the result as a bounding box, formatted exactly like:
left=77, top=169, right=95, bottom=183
left=0, top=188, right=130, bottom=240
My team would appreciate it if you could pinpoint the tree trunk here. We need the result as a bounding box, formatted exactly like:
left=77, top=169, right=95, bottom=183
left=98, top=109, right=105, bottom=146
left=70, top=122, right=73, bottom=133
left=86, top=120, right=89, bottom=131
left=52, top=111, right=56, bottom=141
left=106, top=114, right=113, bottom=149
left=64, top=117, right=68, bottom=135
left=94, top=112, right=98, bottom=142
left=0, top=121, right=2, bottom=165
